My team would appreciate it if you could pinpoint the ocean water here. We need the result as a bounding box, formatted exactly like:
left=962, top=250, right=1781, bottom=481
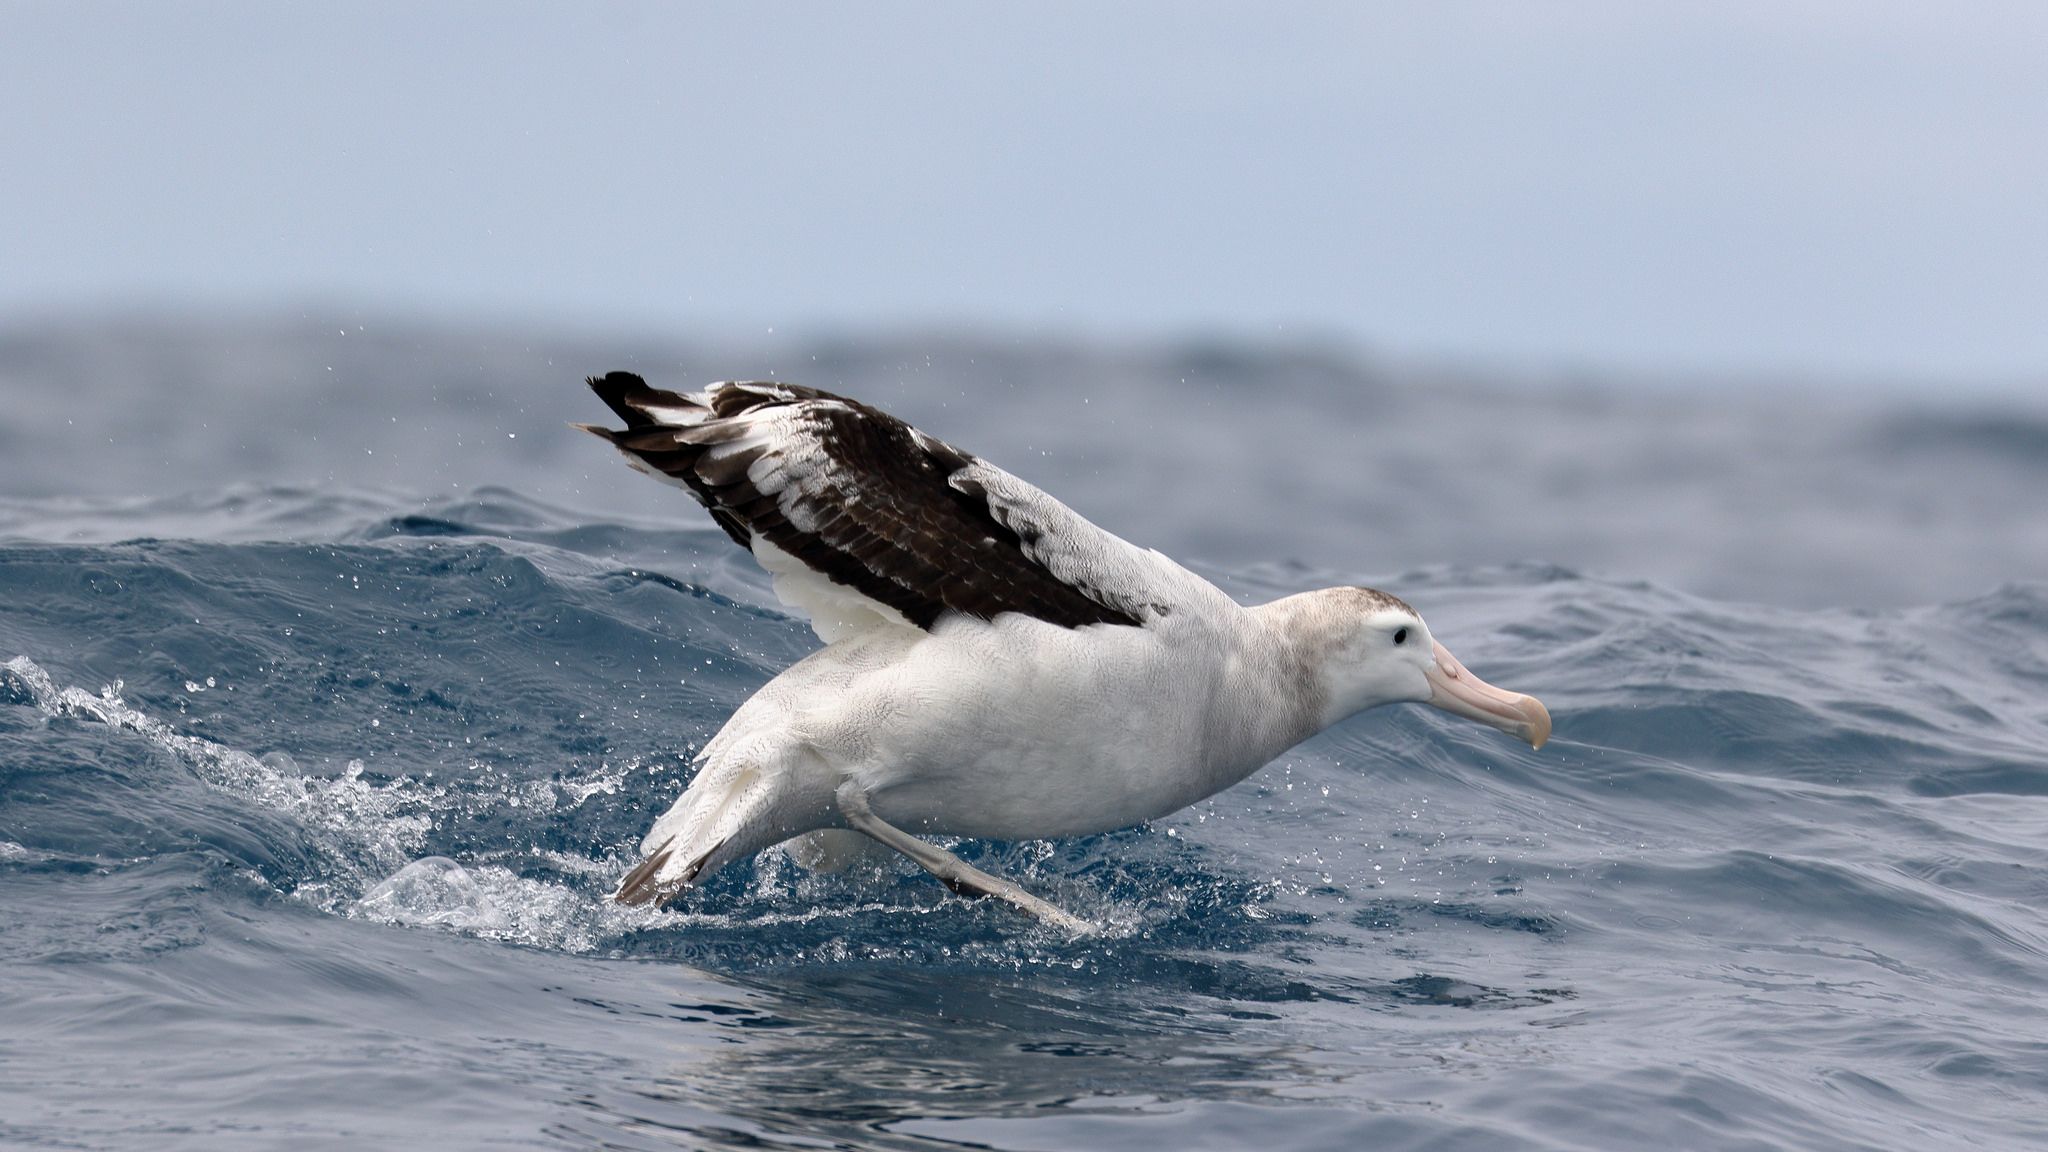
left=3, top=322, right=2047, bottom=1150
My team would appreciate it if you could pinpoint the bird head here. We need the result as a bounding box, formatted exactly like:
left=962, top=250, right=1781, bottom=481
left=1305, top=589, right=1550, bottom=749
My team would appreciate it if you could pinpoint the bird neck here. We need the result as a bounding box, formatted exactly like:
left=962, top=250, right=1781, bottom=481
left=1138, top=591, right=1352, bottom=801
left=1245, top=589, right=1359, bottom=735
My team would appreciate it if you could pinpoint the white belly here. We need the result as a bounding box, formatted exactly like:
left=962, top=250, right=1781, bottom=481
left=753, top=611, right=1299, bottom=841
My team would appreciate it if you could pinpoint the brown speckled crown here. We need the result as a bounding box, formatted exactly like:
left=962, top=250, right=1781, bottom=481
left=1342, top=586, right=1418, bottom=617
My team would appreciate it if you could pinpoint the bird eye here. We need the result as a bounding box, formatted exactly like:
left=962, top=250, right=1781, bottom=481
left=1393, top=627, right=1408, bottom=645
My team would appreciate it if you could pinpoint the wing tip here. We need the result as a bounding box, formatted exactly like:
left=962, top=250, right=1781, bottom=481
left=587, top=370, right=703, bottom=429
left=587, top=368, right=648, bottom=394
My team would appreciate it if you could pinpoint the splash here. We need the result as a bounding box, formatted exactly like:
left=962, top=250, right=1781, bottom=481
left=4, top=655, right=433, bottom=877
left=352, top=855, right=681, bottom=953
left=0, top=654, right=660, bottom=950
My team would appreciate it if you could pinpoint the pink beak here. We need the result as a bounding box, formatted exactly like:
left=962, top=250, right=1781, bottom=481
left=1424, top=640, right=1551, bottom=749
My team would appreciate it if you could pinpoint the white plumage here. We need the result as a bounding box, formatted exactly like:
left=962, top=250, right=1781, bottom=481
left=578, top=374, right=1549, bottom=931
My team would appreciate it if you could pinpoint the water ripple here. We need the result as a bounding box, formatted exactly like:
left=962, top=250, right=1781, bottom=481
left=3, top=489, right=2047, bottom=1150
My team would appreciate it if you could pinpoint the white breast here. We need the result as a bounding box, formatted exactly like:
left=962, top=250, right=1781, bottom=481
left=734, top=606, right=1313, bottom=841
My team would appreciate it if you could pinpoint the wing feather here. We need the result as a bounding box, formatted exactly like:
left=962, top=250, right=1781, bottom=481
left=578, top=372, right=1184, bottom=639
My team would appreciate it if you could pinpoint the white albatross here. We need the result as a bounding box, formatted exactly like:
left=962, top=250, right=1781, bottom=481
left=577, top=373, right=1549, bottom=933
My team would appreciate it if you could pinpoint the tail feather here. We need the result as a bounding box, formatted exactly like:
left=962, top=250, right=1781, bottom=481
left=611, top=837, right=728, bottom=908
left=609, top=752, right=786, bottom=909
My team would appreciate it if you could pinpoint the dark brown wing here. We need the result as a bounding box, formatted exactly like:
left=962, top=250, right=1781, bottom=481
left=578, top=372, right=1153, bottom=632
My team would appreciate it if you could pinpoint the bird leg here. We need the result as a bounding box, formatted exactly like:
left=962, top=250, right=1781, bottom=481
left=834, top=780, right=1094, bottom=936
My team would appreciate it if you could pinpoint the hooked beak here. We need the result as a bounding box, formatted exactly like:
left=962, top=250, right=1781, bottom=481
left=1424, top=640, right=1551, bottom=749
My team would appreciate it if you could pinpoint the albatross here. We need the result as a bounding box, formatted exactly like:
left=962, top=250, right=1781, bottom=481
left=578, top=373, right=1549, bottom=933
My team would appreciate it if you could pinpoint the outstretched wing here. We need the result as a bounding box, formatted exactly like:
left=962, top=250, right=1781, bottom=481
left=577, top=372, right=1186, bottom=642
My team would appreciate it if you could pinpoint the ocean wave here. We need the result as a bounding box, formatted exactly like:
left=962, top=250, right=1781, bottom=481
left=4, top=501, right=2048, bottom=1149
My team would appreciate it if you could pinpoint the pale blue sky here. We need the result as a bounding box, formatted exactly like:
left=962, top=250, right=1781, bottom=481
left=4, top=2, right=2044, bottom=387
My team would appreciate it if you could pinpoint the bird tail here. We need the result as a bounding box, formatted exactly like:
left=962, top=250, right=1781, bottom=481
left=610, top=738, right=810, bottom=909
left=613, top=834, right=728, bottom=907
left=611, top=761, right=758, bottom=907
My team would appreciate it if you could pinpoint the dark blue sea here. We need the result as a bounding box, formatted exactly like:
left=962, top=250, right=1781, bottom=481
left=3, top=320, right=2046, bottom=1150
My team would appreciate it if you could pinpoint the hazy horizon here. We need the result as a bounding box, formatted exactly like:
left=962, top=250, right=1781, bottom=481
left=5, top=3, right=2046, bottom=393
